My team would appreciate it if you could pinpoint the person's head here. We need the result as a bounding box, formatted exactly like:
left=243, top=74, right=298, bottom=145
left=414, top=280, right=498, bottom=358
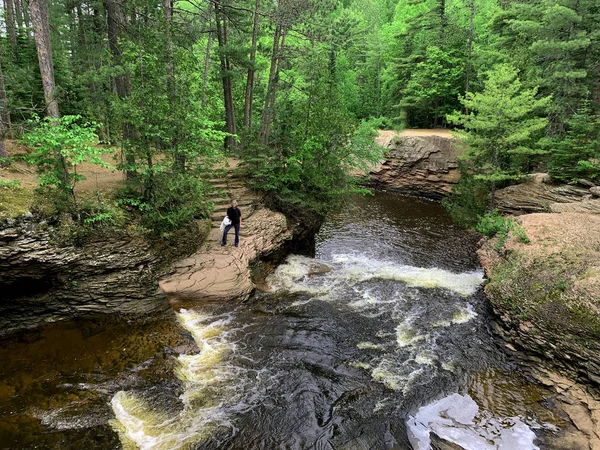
left=232, top=200, right=238, bottom=207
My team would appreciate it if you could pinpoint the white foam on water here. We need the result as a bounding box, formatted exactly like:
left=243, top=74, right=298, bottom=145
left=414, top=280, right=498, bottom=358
left=110, top=309, right=258, bottom=450
left=356, top=341, right=384, bottom=350
left=268, top=254, right=484, bottom=299
left=396, top=320, right=429, bottom=348
left=406, top=393, right=539, bottom=450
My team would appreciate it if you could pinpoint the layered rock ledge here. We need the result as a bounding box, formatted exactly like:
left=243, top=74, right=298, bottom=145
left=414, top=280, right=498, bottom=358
left=479, top=212, right=600, bottom=386
left=159, top=186, right=318, bottom=304
left=368, top=130, right=459, bottom=199
left=0, top=217, right=205, bottom=336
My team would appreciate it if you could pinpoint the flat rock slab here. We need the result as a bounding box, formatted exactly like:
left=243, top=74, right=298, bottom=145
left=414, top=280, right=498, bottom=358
left=159, top=207, right=293, bottom=303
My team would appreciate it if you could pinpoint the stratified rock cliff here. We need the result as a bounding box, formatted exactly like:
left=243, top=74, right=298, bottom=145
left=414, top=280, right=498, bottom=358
left=368, top=134, right=460, bottom=199
left=0, top=217, right=205, bottom=335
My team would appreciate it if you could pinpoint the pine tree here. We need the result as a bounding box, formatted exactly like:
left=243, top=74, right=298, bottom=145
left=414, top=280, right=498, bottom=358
left=447, top=64, right=551, bottom=209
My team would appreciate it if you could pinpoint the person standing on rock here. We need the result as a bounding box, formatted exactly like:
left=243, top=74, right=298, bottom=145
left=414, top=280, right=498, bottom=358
left=222, top=200, right=242, bottom=247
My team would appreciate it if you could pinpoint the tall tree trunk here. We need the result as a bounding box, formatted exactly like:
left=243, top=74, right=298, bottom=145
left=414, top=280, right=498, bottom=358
left=465, top=0, right=475, bottom=115
left=14, top=0, right=24, bottom=30
left=215, top=2, right=236, bottom=150
left=0, top=60, right=7, bottom=160
left=164, top=0, right=183, bottom=172
left=105, top=0, right=136, bottom=179
left=29, top=0, right=70, bottom=196
left=29, top=0, right=59, bottom=118
left=243, top=0, right=260, bottom=133
left=0, top=45, right=12, bottom=138
left=22, top=0, right=32, bottom=39
left=260, top=26, right=287, bottom=145
left=5, top=0, right=18, bottom=53
left=201, top=0, right=213, bottom=108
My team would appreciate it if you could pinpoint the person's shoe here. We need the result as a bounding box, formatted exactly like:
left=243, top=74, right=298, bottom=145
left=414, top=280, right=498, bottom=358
left=221, top=242, right=226, bottom=246
left=235, top=244, right=238, bottom=247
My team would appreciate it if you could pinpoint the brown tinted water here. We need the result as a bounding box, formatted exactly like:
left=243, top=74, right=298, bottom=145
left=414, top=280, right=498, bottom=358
left=0, top=192, right=567, bottom=449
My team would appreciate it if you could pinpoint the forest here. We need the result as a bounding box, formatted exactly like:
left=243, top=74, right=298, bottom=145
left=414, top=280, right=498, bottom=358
left=0, top=0, right=598, bottom=230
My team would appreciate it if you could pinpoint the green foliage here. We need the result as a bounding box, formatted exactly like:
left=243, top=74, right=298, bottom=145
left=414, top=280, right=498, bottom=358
left=79, top=193, right=127, bottom=228
left=447, top=64, right=551, bottom=211
left=548, top=101, right=600, bottom=183
left=21, top=115, right=114, bottom=215
left=442, top=163, right=489, bottom=227
left=476, top=209, right=530, bottom=250
left=117, top=173, right=213, bottom=235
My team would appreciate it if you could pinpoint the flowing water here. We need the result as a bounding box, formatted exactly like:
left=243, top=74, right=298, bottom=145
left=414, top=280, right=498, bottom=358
left=1, top=192, right=569, bottom=449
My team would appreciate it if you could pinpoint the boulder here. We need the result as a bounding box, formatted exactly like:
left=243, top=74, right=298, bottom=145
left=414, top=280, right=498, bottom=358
left=591, top=186, right=600, bottom=198
left=159, top=201, right=320, bottom=304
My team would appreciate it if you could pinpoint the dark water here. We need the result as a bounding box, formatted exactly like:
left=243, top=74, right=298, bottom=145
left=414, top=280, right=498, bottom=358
left=0, top=193, right=564, bottom=449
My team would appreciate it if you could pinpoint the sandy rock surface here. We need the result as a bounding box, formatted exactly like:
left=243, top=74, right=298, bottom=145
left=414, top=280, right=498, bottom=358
left=159, top=184, right=296, bottom=303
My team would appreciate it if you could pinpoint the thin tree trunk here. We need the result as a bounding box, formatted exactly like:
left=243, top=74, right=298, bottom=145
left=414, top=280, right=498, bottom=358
left=215, top=2, right=236, bottom=149
left=465, top=0, right=474, bottom=115
left=0, top=46, right=12, bottom=138
left=0, top=60, right=7, bottom=160
left=201, top=0, right=213, bottom=108
left=260, top=25, right=287, bottom=145
left=5, top=0, right=18, bottom=53
left=22, top=0, right=32, bottom=39
left=260, top=24, right=281, bottom=144
left=243, top=0, right=260, bottom=133
left=14, top=0, right=24, bottom=30
left=105, top=0, right=136, bottom=179
left=164, top=0, right=183, bottom=172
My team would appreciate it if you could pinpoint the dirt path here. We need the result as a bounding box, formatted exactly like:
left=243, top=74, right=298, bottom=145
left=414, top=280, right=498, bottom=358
left=376, top=129, right=452, bottom=148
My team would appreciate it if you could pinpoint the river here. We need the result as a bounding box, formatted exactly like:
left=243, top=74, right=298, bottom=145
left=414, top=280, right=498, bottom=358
left=0, top=192, right=569, bottom=449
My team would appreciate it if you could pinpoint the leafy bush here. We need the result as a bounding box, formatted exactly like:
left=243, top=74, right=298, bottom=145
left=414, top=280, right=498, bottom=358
left=363, top=117, right=393, bottom=131
left=79, top=193, right=127, bottom=228
left=21, top=115, right=114, bottom=215
left=476, top=210, right=530, bottom=250
left=117, top=172, right=213, bottom=234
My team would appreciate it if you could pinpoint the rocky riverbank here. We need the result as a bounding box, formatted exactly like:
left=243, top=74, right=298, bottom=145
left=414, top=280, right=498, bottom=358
left=0, top=215, right=207, bottom=336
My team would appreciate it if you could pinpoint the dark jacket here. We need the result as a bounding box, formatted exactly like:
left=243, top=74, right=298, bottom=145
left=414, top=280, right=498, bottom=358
left=227, top=206, right=242, bottom=225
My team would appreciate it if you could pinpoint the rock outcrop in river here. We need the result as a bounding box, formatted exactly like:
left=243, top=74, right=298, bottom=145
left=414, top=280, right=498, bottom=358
left=159, top=176, right=319, bottom=304
left=369, top=130, right=459, bottom=199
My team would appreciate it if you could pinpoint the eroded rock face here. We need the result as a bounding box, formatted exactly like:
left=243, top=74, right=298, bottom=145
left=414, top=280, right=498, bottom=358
left=0, top=217, right=202, bottom=336
left=495, top=174, right=592, bottom=215
left=368, top=135, right=460, bottom=199
left=479, top=212, right=600, bottom=388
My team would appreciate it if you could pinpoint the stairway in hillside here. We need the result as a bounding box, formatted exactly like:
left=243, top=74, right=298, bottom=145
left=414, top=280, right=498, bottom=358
left=205, top=165, right=261, bottom=244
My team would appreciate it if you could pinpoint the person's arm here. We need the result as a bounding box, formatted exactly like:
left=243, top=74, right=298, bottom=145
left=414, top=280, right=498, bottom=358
left=239, top=209, right=242, bottom=228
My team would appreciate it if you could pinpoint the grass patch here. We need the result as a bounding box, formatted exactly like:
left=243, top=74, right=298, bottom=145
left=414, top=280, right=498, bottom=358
left=486, top=248, right=600, bottom=347
left=0, top=181, right=35, bottom=220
